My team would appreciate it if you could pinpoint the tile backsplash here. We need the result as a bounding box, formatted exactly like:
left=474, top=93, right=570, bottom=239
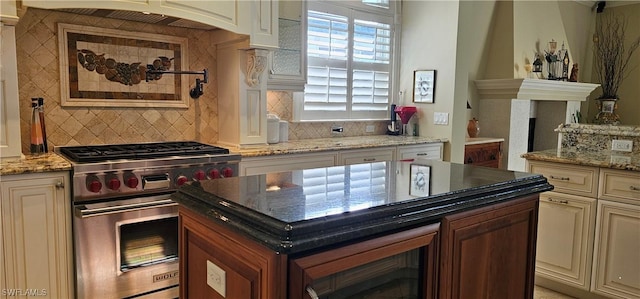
left=16, top=8, right=218, bottom=153
left=15, top=8, right=387, bottom=154
left=267, top=91, right=388, bottom=140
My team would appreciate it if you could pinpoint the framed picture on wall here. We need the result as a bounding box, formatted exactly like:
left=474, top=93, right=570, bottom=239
left=413, top=70, right=436, bottom=103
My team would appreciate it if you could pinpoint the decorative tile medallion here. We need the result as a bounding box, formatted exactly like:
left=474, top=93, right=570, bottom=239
left=57, top=23, right=189, bottom=108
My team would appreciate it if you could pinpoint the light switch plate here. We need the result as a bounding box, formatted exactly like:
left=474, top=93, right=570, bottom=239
left=433, top=112, right=449, bottom=125
left=612, top=139, right=633, bottom=152
left=207, top=260, right=226, bottom=297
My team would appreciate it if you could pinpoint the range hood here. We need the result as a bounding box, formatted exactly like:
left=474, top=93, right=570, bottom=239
left=55, top=8, right=219, bottom=31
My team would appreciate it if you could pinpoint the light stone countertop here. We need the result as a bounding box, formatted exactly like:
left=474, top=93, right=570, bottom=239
left=0, top=136, right=449, bottom=175
left=221, top=135, right=449, bottom=158
left=465, top=137, right=505, bottom=145
left=522, top=148, right=640, bottom=172
left=0, top=153, right=72, bottom=176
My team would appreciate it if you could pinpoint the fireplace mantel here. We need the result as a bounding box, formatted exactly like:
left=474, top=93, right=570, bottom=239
left=473, top=79, right=599, bottom=171
left=474, top=78, right=599, bottom=101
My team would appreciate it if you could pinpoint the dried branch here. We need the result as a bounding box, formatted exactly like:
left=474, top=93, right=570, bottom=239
left=593, top=13, right=640, bottom=99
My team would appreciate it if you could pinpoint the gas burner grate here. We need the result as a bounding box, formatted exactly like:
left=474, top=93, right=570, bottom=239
left=59, top=141, right=230, bottom=163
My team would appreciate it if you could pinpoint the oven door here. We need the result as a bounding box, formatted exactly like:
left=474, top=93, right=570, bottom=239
left=73, top=194, right=179, bottom=299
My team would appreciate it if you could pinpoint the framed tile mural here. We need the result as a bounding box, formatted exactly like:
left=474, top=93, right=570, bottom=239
left=58, top=23, right=189, bottom=108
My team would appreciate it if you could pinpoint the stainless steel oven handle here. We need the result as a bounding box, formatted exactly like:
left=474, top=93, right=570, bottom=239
left=76, top=199, right=178, bottom=218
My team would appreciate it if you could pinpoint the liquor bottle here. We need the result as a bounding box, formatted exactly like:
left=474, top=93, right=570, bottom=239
left=30, top=98, right=45, bottom=155
left=38, top=98, right=48, bottom=152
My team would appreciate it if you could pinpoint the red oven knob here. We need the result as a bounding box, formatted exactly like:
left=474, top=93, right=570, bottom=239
left=193, top=170, right=206, bottom=181
left=107, top=177, right=121, bottom=191
left=176, top=175, right=189, bottom=186
left=86, top=176, right=102, bottom=193
left=222, top=167, right=234, bottom=178
left=124, top=174, right=139, bottom=189
left=208, top=168, right=220, bottom=179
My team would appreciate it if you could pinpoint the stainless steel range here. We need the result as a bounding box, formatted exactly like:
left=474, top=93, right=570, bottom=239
left=57, top=141, right=240, bottom=299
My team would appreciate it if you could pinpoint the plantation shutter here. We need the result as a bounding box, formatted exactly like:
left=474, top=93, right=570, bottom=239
left=302, top=2, right=394, bottom=120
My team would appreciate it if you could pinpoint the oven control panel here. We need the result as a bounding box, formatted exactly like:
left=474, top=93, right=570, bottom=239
left=73, top=162, right=238, bottom=201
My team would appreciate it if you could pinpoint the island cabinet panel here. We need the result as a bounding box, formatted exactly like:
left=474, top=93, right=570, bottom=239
left=179, top=207, right=287, bottom=299
left=289, top=223, right=439, bottom=299
left=439, top=194, right=539, bottom=299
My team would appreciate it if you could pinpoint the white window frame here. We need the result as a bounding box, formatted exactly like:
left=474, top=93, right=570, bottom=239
left=294, top=0, right=401, bottom=122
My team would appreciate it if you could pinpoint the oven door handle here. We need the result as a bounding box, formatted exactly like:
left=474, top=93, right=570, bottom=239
left=75, top=199, right=178, bottom=218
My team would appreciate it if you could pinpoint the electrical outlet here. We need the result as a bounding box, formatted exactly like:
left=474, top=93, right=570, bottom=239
left=433, top=112, right=449, bottom=125
left=207, top=260, right=226, bottom=297
left=612, top=139, right=633, bottom=152
left=365, top=125, right=375, bottom=133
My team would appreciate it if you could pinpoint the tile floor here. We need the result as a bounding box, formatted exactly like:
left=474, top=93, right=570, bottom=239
left=534, top=286, right=575, bottom=299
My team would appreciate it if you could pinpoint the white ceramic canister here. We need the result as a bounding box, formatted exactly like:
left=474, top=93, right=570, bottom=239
left=279, top=120, right=289, bottom=142
left=267, top=114, right=280, bottom=144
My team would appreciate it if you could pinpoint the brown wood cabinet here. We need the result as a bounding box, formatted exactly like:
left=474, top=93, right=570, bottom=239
left=464, top=140, right=503, bottom=168
left=179, top=207, right=287, bottom=299
left=439, top=194, right=539, bottom=299
left=290, top=224, right=439, bottom=299
left=178, top=194, right=539, bottom=299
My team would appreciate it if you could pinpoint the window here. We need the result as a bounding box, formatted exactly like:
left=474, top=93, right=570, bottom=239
left=297, top=1, right=398, bottom=121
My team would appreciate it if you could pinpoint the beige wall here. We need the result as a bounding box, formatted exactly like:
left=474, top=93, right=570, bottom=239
left=400, top=0, right=636, bottom=163
left=584, top=3, right=640, bottom=125
left=15, top=8, right=219, bottom=154
left=400, top=0, right=461, bottom=162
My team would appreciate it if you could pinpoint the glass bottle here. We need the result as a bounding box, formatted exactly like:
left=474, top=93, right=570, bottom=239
left=30, top=99, right=44, bottom=155
left=38, top=98, right=48, bottom=152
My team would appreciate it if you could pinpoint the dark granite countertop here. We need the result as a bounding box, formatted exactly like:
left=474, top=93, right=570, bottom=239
left=172, top=160, right=553, bottom=254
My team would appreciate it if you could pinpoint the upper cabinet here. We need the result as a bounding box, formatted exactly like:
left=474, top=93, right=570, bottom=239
left=21, top=0, right=278, bottom=49
left=0, top=24, right=22, bottom=159
left=268, top=0, right=307, bottom=91
left=0, top=0, right=18, bottom=24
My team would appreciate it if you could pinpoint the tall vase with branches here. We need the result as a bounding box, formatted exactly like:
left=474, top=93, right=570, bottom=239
left=592, top=12, right=640, bottom=124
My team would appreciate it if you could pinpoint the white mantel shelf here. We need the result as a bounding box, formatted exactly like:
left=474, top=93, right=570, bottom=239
left=474, top=78, right=599, bottom=101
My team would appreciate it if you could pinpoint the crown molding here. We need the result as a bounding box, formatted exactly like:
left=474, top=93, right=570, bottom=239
left=474, top=79, right=599, bottom=102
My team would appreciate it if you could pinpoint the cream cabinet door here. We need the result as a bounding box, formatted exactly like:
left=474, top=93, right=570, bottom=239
left=396, top=143, right=443, bottom=161
left=535, top=192, right=596, bottom=290
left=1, top=172, right=74, bottom=299
left=591, top=200, right=640, bottom=299
left=0, top=24, right=22, bottom=159
left=240, top=152, right=337, bottom=176
left=337, top=147, right=395, bottom=166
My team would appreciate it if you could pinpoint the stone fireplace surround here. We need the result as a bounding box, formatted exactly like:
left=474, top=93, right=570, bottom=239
left=474, top=78, right=599, bottom=171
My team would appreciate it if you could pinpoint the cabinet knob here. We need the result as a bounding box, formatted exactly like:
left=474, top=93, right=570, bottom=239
left=55, top=181, right=64, bottom=189
left=305, top=286, right=319, bottom=299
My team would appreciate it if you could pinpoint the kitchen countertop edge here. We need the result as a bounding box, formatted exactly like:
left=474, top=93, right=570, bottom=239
left=172, top=173, right=553, bottom=254
left=0, top=153, right=73, bottom=176
left=222, top=135, right=448, bottom=158
left=522, top=148, right=640, bottom=171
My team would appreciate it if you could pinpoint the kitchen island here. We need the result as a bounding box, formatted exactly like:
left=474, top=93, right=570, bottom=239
left=171, top=159, right=553, bottom=299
